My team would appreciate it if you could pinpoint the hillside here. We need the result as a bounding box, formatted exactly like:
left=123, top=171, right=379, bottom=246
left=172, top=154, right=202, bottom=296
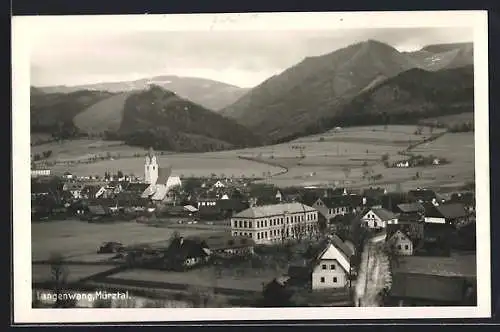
left=115, top=85, right=263, bottom=152
left=221, top=40, right=473, bottom=143
left=30, top=89, right=116, bottom=133
left=405, top=42, right=473, bottom=71
left=35, top=76, right=249, bottom=111
left=292, top=65, right=474, bottom=139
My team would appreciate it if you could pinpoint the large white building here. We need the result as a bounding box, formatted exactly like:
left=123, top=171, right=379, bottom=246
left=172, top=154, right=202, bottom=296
left=144, top=148, right=159, bottom=185
left=231, top=203, right=319, bottom=244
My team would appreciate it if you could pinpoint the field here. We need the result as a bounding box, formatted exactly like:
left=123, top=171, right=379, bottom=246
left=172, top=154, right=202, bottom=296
left=110, top=266, right=285, bottom=292
left=31, top=219, right=224, bottom=262
left=73, top=92, right=131, bottom=134
left=420, top=112, right=474, bottom=126
left=32, top=263, right=116, bottom=283
left=31, top=125, right=474, bottom=190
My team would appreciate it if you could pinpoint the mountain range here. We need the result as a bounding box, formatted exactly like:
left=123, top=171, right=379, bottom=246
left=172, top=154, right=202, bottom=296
left=34, top=76, right=249, bottom=111
left=30, top=40, right=474, bottom=151
left=220, top=40, right=474, bottom=143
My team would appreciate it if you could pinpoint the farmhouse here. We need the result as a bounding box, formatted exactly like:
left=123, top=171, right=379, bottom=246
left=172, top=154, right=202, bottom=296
left=423, top=202, right=468, bottom=225
left=312, top=196, right=352, bottom=222
left=358, top=207, right=397, bottom=229
left=386, top=229, right=414, bottom=256
left=408, top=188, right=438, bottom=203
left=213, top=180, right=226, bottom=189
left=311, top=236, right=354, bottom=290
left=31, top=169, right=51, bottom=177
left=62, top=182, right=85, bottom=200
left=163, top=237, right=210, bottom=271
left=231, top=202, right=319, bottom=244
left=195, top=233, right=255, bottom=257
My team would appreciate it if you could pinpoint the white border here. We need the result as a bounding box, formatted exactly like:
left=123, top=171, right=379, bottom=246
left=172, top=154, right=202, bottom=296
left=12, top=11, right=490, bottom=323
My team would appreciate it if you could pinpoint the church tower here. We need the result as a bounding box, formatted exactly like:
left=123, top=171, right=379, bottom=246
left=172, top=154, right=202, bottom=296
left=144, top=147, right=159, bottom=184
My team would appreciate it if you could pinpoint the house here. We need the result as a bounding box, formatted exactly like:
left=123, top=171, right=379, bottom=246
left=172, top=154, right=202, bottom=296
left=213, top=180, right=226, bottom=189
left=363, top=187, right=387, bottom=200
left=195, top=233, right=255, bottom=257
left=358, top=207, right=397, bottom=229
left=62, top=182, right=85, bottom=200
left=275, top=190, right=283, bottom=202
left=408, top=188, right=438, bottom=203
left=388, top=273, right=476, bottom=306
left=450, top=192, right=475, bottom=214
left=423, top=202, right=468, bottom=226
left=163, top=237, right=210, bottom=271
left=231, top=202, right=319, bottom=244
left=393, top=160, right=410, bottom=168
left=311, top=236, right=354, bottom=290
left=63, top=171, right=73, bottom=180
left=388, top=254, right=476, bottom=306
left=312, top=196, right=352, bottom=223
left=386, top=230, right=414, bottom=256
left=31, top=169, right=51, bottom=177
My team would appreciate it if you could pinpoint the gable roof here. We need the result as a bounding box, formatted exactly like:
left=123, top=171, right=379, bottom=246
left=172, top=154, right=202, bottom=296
left=233, top=202, right=316, bottom=219
left=316, top=196, right=351, bottom=208
left=365, top=207, right=396, bottom=221
left=408, top=189, right=437, bottom=202
left=316, top=242, right=351, bottom=273
left=330, top=234, right=355, bottom=258
left=436, top=203, right=467, bottom=219
left=396, top=202, right=425, bottom=214
left=157, top=166, right=172, bottom=185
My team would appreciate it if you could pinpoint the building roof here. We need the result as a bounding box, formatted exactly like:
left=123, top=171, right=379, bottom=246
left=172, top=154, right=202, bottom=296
left=363, top=187, right=387, bottom=198
left=157, top=166, right=172, bottom=185
left=197, top=233, right=255, bottom=251
left=408, top=189, right=437, bottom=202
left=233, top=202, right=316, bottom=219
left=317, top=196, right=352, bottom=208
left=330, top=234, right=355, bottom=258
left=369, top=207, right=396, bottom=221
left=390, top=273, right=468, bottom=303
left=396, top=202, right=425, bottom=214
left=124, top=182, right=150, bottom=193
left=436, top=203, right=467, bottom=219
left=165, top=237, right=210, bottom=261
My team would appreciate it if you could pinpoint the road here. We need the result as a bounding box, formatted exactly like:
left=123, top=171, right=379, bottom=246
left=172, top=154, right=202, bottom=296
left=354, top=232, right=391, bottom=307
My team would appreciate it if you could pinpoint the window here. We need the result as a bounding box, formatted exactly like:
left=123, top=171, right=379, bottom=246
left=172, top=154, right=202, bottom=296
left=238, top=220, right=242, bottom=228
left=405, top=245, right=409, bottom=250
left=322, top=264, right=327, bottom=270
left=249, top=221, right=253, bottom=228
left=244, top=221, right=247, bottom=228
left=330, top=264, right=336, bottom=270
left=333, top=277, right=338, bottom=283
left=398, top=245, right=402, bottom=250
left=320, top=277, right=325, bottom=283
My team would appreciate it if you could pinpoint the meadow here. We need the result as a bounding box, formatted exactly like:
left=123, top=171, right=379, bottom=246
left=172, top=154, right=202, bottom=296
left=31, top=125, right=474, bottom=191
left=31, top=219, right=224, bottom=262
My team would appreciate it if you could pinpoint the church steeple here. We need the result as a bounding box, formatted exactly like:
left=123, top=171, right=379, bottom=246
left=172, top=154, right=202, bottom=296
left=144, top=147, right=158, bottom=184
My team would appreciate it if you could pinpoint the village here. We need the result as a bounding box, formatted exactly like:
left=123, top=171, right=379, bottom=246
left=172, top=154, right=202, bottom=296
left=31, top=147, right=477, bottom=308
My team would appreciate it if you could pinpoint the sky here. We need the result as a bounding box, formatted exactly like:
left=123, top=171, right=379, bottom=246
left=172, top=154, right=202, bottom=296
left=30, top=24, right=473, bottom=88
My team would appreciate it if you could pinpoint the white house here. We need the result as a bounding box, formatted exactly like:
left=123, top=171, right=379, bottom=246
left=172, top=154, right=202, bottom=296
left=275, top=190, right=283, bottom=202
left=213, top=180, right=226, bottom=189
left=360, top=207, right=397, bottom=229
left=387, top=230, right=414, bottom=256
left=31, top=169, right=51, bottom=177
left=311, top=237, right=354, bottom=290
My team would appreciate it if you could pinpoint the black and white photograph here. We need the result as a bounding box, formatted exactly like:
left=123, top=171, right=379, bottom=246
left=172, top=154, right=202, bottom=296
left=12, top=10, right=490, bottom=323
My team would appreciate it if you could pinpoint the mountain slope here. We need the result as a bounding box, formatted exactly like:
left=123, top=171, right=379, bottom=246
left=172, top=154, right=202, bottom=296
left=115, top=85, right=263, bottom=152
left=220, top=40, right=417, bottom=141
left=73, top=92, right=133, bottom=134
left=30, top=89, right=116, bottom=133
left=220, top=40, right=473, bottom=143
left=405, top=42, right=473, bottom=71
left=35, top=76, right=249, bottom=111
left=291, top=65, right=474, bottom=139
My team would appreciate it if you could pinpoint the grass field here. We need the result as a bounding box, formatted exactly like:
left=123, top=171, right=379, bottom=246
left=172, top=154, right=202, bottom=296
left=73, top=92, right=131, bottom=134
left=31, top=219, right=224, bottom=261
left=32, top=263, right=117, bottom=283
left=31, top=125, right=474, bottom=191
left=110, top=266, right=286, bottom=292
left=420, top=112, right=474, bottom=126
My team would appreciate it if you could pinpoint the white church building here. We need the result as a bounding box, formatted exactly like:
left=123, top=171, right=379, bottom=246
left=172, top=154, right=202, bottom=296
left=141, top=148, right=182, bottom=202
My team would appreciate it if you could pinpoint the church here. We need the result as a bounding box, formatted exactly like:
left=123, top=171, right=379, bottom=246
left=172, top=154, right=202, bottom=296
left=141, top=148, right=182, bottom=202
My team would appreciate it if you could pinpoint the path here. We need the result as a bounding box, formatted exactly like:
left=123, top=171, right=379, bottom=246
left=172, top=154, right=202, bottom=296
left=354, top=232, right=391, bottom=307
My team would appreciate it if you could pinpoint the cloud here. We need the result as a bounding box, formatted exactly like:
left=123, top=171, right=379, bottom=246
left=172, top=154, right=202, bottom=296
left=29, top=24, right=473, bottom=88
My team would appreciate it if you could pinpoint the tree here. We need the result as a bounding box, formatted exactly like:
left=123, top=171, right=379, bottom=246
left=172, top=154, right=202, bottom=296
left=48, top=252, right=76, bottom=308
left=117, top=170, right=124, bottom=179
